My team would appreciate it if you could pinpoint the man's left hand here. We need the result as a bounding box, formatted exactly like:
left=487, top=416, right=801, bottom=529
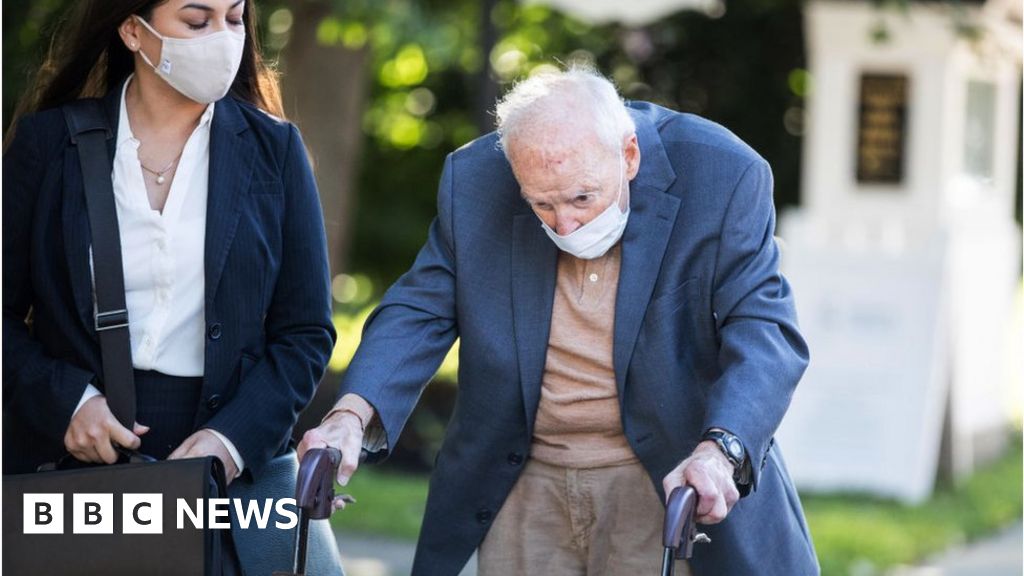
left=169, top=429, right=239, bottom=485
left=662, top=441, right=740, bottom=525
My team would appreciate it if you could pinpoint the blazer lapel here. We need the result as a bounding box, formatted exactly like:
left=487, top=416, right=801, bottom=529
left=612, top=111, right=680, bottom=396
left=511, top=212, right=558, bottom=434
left=204, top=98, right=254, bottom=309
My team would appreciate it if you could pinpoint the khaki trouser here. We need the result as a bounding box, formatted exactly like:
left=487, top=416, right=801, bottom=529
left=478, top=459, right=693, bottom=576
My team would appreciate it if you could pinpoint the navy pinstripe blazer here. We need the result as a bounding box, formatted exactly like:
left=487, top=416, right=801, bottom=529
left=2, top=84, right=336, bottom=477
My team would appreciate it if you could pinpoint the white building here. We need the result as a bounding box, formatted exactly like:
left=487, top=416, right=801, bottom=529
left=776, top=0, right=1022, bottom=503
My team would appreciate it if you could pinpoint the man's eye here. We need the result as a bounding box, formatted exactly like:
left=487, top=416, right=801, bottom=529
left=573, top=195, right=592, bottom=204
left=535, top=203, right=553, bottom=211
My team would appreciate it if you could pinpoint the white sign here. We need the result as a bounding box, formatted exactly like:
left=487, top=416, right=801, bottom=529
left=777, top=234, right=949, bottom=504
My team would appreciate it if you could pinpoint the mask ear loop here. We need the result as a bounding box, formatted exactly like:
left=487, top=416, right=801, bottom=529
left=613, top=146, right=628, bottom=215
left=132, top=15, right=164, bottom=73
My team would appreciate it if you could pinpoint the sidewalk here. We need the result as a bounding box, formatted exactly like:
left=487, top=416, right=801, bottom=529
left=890, top=522, right=1023, bottom=576
left=337, top=523, right=1022, bottom=576
left=335, top=531, right=476, bottom=576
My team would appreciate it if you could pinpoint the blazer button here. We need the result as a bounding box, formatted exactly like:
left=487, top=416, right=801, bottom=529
left=208, top=323, right=222, bottom=340
left=207, top=394, right=223, bottom=410
left=475, top=508, right=492, bottom=524
left=507, top=452, right=524, bottom=466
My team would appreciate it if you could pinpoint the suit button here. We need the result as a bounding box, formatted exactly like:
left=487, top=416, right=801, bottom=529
left=476, top=508, right=492, bottom=524
left=507, top=452, right=523, bottom=466
left=208, top=323, right=222, bottom=340
left=207, top=394, right=223, bottom=410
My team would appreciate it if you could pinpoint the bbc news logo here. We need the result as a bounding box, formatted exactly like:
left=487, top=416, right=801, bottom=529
left=23, top=493, right=299, bottom=534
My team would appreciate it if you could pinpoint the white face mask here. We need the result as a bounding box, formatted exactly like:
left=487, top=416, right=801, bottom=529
left=134, top=15, right=245, bottom=104
left=536, top=152, right=630, bottom=260
left=540, top=152, right=630, bottom=260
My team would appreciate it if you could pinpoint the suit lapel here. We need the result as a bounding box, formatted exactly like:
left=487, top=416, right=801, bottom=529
left=612, top=110, right=680, bottom=396
left=511, top=213, right=558, bottom=433
left=204, top=98, right=254, bottom=309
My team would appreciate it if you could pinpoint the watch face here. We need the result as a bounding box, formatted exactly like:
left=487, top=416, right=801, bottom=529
left=726, top=437, right=743, bottom=460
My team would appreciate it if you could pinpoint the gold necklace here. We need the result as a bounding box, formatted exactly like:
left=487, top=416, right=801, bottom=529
left=139, top=150, right=183, bottom=185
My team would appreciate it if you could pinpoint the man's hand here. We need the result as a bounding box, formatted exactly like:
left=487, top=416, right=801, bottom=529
left=298, top=410, right=364, bottom=492
left=64, top=395, right=149, bottom=464
left=169, top=429, right=239, bottom=484
left=662, top=441, right=740, bottom=525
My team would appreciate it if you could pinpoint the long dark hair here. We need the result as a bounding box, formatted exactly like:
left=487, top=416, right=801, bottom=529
left=6, top=0, right=282, bottom=143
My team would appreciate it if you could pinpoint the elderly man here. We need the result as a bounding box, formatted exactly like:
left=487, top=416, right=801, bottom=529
left=300, top=68, right=818, bottom=575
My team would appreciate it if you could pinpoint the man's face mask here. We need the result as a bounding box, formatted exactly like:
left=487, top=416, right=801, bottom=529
left=540, top=150, right=630, bottom=260
left=134, top=15, right=245, bottom=104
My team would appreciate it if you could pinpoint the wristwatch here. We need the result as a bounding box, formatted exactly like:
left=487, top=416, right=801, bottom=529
left=702, top=429, right=746, bottom=472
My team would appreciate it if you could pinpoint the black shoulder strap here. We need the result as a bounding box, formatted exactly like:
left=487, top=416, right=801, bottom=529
left=62, top=99, right=137, bottom=431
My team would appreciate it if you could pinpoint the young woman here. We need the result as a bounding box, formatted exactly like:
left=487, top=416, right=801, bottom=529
left=3, top=0, right=341, bottom=572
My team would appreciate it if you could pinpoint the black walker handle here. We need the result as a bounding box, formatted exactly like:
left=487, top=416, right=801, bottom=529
left=661, top=485, right=709, bottom=576
left=272, top=448, right=344, bottom=576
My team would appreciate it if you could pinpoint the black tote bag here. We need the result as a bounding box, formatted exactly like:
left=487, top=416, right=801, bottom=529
left=3, top=456, right=230, bottom=575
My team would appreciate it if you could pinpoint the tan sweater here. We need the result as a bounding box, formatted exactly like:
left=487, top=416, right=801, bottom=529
left=531, top=244, right=638, bottom=468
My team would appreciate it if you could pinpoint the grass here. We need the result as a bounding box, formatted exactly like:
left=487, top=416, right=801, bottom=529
left=328, top=438, right=1022, bottom=575
left=329, top=467, right=428, bottom=540
left=805, top=437, right=1023, bottom=575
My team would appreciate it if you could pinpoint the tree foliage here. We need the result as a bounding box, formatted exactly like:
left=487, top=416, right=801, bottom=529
left=4, top=0, right=810, bottom=291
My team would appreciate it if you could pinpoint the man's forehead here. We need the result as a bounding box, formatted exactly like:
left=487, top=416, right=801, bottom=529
left=511, top=144, right=605, bottom=189
left=513, top=145, right=590, bottom=170
left=508, top=128, right=608, bottom=169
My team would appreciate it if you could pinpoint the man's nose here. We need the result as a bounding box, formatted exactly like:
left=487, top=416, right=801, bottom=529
left=554, top=212, right=580, bottom=236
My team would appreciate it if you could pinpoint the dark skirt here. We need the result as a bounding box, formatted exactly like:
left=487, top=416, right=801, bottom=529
left=134, top=370, right=245, bottom=575
left=133, top=369, right=203, bottom=460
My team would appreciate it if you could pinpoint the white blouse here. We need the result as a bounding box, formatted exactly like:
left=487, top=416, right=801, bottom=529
left=102, top=76, right=212, bottom=376
left=77, top=77, right=241, bottom=473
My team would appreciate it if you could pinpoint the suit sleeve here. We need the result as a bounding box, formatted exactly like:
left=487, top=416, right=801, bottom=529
left=336, top=153, right=459, bottom=461
left=704, top=158, right=809, bottom=492
left=203, top=124, right=337, bottom=476
left=3, top=115, right=95, bottom=446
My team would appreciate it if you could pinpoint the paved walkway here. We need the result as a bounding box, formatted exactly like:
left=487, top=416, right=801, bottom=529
left=890, top=522, right=1022, bottom=576
left=335, top=531, right=476, bottom=576
left=336, top=523, right=1022, bottom=576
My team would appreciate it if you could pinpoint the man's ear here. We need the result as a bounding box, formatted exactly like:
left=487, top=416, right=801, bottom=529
left=624, top=133, right=641, bottom=180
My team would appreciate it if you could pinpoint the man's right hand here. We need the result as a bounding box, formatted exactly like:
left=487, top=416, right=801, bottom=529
left=298, top=409, right=365, bottom=489
left=64, top=395, right=149, bottom=464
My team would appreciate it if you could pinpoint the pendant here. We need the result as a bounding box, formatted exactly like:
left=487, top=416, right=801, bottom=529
left=156, top=175, right=165, bottom=185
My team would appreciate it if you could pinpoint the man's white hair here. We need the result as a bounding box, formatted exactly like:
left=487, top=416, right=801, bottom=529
left=495, top=66, right=635, bottom=157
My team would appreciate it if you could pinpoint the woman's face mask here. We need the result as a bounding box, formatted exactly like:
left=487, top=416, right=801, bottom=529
left=133, top=15, right=245, bottom=104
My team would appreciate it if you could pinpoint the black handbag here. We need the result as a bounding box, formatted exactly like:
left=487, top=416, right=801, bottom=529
left=2, top=99, right=234, bottom=576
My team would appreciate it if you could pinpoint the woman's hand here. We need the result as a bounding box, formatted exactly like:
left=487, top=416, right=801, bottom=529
left=169, top=429, right=240, bottom=484
left=64, top=395, right=149, bottom=464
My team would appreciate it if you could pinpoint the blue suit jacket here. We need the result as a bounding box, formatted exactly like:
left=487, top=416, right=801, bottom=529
left=341, top=102, right=818, bottom=575
left=2, top=85, right=336, bottom=478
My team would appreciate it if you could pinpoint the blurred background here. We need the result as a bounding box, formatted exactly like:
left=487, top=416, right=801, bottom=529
left=4, top=0, right=1022, bottom=574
